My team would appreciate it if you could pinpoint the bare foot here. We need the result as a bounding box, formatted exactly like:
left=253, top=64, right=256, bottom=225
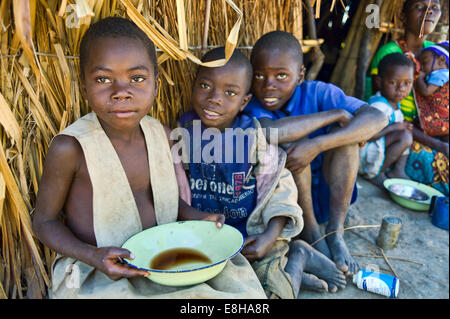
left=325, top=228, right=359, bottom=276
left=368, top=172, right=387, bottom=189
left=301, top=272, right=328, bottom=293
left=290, top=240, right=347, bottom=293
left=299, top=226, right=332, bottom=260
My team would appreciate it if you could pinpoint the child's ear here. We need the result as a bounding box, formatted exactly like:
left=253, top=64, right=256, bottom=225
left=297, top=65, right=306, bottom=84
left=438, top=55, right=447, bottom=67
left=240, top=93, right=252, bottom=112
left=374, top=75, right=382, bottom=90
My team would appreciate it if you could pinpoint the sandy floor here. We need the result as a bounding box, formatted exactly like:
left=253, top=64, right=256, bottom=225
left=297, top=177, right=449, bottom=299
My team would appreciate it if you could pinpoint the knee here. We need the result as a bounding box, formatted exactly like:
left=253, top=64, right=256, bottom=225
left=289, top=240, right=313, bottom=259
left=335, top=143, right=360, bottom=160
left=398, top=129, right=413, bottom=148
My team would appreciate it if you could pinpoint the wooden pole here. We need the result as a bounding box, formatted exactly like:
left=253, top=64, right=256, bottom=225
left=355, top=29, right=371, bottom=99
left=305, top=0, right=325, bottom=81
left=201, top=0, right=212, bottom=55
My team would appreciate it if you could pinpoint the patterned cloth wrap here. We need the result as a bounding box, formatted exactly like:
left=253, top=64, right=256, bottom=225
left=416, top=42, right=449, bottom=137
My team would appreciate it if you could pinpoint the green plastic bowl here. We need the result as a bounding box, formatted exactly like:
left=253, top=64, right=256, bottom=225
left=121, top=220, right=243, bottom=286
left=383, top=178, right=444, bottom=211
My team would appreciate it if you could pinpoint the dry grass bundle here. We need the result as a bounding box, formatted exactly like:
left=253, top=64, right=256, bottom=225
left=0, top=0, right=354, bottom=298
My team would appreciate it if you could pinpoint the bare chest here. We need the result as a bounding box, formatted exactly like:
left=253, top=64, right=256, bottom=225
left=65, top=140, right=156, bottom=245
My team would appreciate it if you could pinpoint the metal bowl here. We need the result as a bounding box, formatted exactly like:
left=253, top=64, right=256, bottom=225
left=121, top=220, right=244, bottom=286
left=383, top=178, right=444, bottom=211
left=388, top=183, right=430, bottom=202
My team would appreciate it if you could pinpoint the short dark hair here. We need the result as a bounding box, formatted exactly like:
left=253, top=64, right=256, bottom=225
left=200, top=47, right=253, bottom=92
left=378, top=53, right=414, bottom=78
left=403, top=0, right=416, bottom=12
left=79, top=17, right=158, bottom=78
left=250, top=31, right=303, bottom=65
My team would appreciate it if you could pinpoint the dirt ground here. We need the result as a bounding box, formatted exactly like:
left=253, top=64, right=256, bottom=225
left=297, top=177, right=449, bottom=299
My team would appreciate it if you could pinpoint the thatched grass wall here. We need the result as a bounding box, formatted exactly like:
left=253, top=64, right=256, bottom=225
left=0, top=0, right=325, bottom=299
left=0, top=0, right=447, bottom=299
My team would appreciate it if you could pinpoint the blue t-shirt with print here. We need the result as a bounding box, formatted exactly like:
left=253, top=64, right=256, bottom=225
left=178, top=110, right=257, bottom=237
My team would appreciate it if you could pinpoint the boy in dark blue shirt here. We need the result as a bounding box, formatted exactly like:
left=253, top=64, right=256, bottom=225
left=244, top=31, right=388, bottom=276
left=177, top=47, right=347, bottom=297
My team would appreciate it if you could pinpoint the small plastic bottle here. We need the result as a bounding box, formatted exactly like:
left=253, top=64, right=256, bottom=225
left=353, top=269, right=400, bottom=298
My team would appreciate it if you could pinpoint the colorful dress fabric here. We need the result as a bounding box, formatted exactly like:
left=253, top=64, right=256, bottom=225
left=405, top=141, right=448, bottom=196
left=416, top=81, right=449, bottom=137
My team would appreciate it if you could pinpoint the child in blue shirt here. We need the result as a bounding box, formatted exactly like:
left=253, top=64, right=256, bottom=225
left=244, top=31, right=388, bottom=276
left=177, top=47, right=347, bottom=297
left=416, top=41, right=449, bottom=97
left=359, top=53, right=415, bottom=186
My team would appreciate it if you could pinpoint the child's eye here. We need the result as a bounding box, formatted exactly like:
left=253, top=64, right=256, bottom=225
left=131, top=76, right=146, bottom=83
left=277, top=73, right=288, bottom=80
left=254, top=74, right=264, bottom=80
left=200, top=83, right=210, bottom=89
left=95, top=76, right=111, bottom=84
left=225, top=90, right=237, bottom=97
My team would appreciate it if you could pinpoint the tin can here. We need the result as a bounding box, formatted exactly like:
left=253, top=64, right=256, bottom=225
left=376, top=216, right=402, bottom=250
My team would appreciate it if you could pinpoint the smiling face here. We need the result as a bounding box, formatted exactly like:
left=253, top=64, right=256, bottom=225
left=192, top=63, right=252, bottom=132
left=378, top=65, right=414, bottom=105
left=251, top=48, right=304, bottom=111
left=402, top=0, right=441, bottom=37
left=81, top=36, right=158, bottom=132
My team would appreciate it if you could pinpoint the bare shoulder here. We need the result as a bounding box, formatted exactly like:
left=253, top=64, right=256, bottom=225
left=34, top=135, right=86, bottom=223
left=39, top=135, right=86, bottom=190
left=46, top=134, right=84, bottom=170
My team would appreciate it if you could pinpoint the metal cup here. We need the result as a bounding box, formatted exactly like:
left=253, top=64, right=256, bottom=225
left=376, top=216, right=402, bottom=250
